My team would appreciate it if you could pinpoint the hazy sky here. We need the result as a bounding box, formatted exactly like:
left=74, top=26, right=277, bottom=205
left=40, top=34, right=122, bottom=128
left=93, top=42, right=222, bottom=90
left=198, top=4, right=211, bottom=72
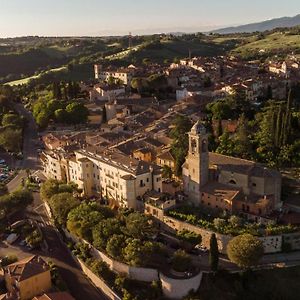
left=0, top=0, right=299, bottom=37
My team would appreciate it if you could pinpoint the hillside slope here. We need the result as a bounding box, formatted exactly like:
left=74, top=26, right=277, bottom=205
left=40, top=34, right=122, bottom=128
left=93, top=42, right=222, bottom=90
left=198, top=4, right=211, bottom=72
left=213, top=14, right=300, bottom=34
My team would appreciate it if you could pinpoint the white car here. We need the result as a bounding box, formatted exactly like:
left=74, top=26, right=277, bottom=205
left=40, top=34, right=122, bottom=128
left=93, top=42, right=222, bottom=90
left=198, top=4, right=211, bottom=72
left=195, top=244, right=208, bottom=252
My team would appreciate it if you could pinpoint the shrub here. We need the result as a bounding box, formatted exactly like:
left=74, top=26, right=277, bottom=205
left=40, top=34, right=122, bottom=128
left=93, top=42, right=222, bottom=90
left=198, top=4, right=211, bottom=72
left=172, top=250, right=192, bottom=272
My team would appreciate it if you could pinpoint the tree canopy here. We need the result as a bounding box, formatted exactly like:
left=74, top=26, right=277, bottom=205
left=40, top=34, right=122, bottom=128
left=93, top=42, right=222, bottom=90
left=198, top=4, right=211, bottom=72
left=227, top=234, right=264, bottom=269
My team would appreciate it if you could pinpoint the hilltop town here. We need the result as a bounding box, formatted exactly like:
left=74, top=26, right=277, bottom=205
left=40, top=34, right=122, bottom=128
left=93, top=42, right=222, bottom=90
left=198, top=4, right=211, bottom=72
left=1, top=27, right=300, bottom=300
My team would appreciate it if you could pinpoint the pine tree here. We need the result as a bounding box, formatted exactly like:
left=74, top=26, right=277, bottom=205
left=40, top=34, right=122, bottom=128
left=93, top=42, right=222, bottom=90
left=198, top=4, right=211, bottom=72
left=209, top=233, right=219, bottom=272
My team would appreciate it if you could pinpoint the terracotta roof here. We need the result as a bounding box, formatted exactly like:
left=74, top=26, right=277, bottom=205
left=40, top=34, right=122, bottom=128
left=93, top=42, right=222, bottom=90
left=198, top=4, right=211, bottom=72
left=5, top=256, right=49, bottom=282
left=201, top=181, right=241, bottom=201
left=209, top=152, right=280, bottom=178
left=77, top=147, right=161, bottom=177
left=157, top=150, right=175, bottom=162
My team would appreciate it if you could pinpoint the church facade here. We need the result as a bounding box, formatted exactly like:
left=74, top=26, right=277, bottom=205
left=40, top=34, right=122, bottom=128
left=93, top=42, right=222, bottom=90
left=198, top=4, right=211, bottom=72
left=183, top=121, right=282, bottom=220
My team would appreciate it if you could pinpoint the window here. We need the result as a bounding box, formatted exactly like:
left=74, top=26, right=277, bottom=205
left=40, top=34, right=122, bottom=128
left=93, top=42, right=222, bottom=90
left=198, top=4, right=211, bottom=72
left=146, top=178, right=149, bottom=183
left=229, top=179, right=236, bottom=185
left=252, top=183, right=257, bottom=187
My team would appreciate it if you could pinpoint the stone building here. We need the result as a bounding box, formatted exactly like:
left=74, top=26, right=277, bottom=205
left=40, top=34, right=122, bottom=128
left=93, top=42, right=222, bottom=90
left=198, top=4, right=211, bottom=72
left=41, top=147, right=162, bottom=210
left=3, top=256, right=51, bottom=300
left=183, top=121, right=282, bottom=219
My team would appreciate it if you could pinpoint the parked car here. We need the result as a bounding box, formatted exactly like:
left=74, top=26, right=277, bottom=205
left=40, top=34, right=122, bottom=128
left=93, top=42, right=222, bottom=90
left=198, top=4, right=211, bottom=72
left=195, top=245, right=208, bottom=253
left=6, top=233, right=19, bottom=244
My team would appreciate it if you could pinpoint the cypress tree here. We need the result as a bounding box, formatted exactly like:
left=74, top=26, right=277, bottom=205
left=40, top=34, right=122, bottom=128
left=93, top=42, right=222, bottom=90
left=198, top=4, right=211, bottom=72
left=275, top=105, right=283, bottom=148
left=215, top=118, right=223, bottom=138
left=283, top=89, right=293, bottom=145
left=209, top=233, right=219, bottom=272
left=102, top=106, right=107, bottom=123
left=57, top=82, right=62, bottom=100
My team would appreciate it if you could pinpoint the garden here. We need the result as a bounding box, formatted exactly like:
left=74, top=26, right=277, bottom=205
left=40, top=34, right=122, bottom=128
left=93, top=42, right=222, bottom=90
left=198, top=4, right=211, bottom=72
left=167, top=205, right=298, bottom=237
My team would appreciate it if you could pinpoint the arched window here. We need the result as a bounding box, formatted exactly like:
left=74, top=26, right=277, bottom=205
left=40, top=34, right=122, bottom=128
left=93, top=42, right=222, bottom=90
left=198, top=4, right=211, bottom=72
left=229, top=179, right=236, bottom=185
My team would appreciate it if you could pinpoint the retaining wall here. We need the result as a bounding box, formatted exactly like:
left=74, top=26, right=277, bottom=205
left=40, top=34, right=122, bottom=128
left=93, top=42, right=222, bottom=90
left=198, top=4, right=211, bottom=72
left=76, top=258, right=122, bottom=300
left=160, top=272, right=203, bottom=300
left=162, top=216, right=283, bottom=254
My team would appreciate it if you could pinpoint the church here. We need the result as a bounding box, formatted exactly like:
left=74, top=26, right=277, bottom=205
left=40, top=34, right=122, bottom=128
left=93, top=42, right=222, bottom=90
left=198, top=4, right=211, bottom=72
left=182, top=121, right=282, bottom=221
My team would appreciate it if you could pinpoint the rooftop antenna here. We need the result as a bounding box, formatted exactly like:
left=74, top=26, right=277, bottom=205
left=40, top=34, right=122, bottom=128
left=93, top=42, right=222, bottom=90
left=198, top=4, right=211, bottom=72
left=129, top=32, right=133, bottom=49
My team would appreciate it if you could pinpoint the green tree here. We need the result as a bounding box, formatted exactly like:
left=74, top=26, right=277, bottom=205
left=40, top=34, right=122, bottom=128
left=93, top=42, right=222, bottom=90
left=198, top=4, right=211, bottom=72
left=213, top=218, right=227, bottom=231
left=92, top=218, right=123, bottom=250
left=124, top=212, right=158, bottom=240
left=234, top=114, right=253, bottom=159
left=54, top=109, right=68, bottom=123
left=102, top=106, right=107, bottom=123
left=228, top=215, right=243, bottom=228
left=216, top=130, right=235, bottom=156
left=209, top=233, right=219, bottom=272
left=49, top=192, right=80, bottom=227
left=106, top=234, right=127, bottom=259
left=36, top=111, right=49, bottom=129
left=2, top=113, right=23, bottom=128
left=67, top=202, right=111, bottom=242
left=123, top=238, right=144, bottom=266
left=0, top=128, right=22, bottom=153
left=170, top=115, right=192, bottom=176
left=206, top=100, right=231, bottom=120
left=227, top=234, right=264, bottom=269
left=40, top=179, right=60, bottom=201
left=177, top=229, right=202, bottom=247
left=65, top=102, right=88, bottom=124
left=162, top=165, right=173, bottom=179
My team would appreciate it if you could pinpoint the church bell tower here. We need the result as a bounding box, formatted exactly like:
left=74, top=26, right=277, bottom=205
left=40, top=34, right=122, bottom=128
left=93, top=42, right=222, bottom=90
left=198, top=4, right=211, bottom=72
left=183, top=120, right=209, bottom=205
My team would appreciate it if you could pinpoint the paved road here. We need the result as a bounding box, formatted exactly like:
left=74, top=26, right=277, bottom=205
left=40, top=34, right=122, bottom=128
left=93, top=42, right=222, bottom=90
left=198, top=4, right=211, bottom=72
left=7, top=103, right=39, bottom=192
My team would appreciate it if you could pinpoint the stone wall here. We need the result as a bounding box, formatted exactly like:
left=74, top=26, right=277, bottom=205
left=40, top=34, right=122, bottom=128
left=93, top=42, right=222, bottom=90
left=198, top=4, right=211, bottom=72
left=63, top=228, right=202, bottom=298
left=283, top=232, right=300, bottom=251
left=160, top=272, right=203, bottom=300
left=162, top=216, right=283, bottom=254
left=76, top=259, right=122, bottom=300
left=261, top=235, right=282, bottom=253
left=162, top=215, right=231, bottom=254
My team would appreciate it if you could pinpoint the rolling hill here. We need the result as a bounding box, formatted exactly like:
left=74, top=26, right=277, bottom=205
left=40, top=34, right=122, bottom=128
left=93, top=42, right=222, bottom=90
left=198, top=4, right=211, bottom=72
left=213, top=14, right=300, bottom=34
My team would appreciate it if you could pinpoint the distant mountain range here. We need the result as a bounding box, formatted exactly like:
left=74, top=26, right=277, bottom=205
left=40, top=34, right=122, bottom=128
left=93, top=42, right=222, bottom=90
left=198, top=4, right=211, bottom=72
left=212, top=14, right=300, bottom=34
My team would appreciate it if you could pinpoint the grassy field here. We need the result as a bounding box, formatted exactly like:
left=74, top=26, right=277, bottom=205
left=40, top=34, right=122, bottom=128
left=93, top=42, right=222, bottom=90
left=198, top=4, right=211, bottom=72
left=197, top=266, right=300, bottom=300
left=232, top=32, right=300, bottom=57
left=6, top=66, right=67, bottom=86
